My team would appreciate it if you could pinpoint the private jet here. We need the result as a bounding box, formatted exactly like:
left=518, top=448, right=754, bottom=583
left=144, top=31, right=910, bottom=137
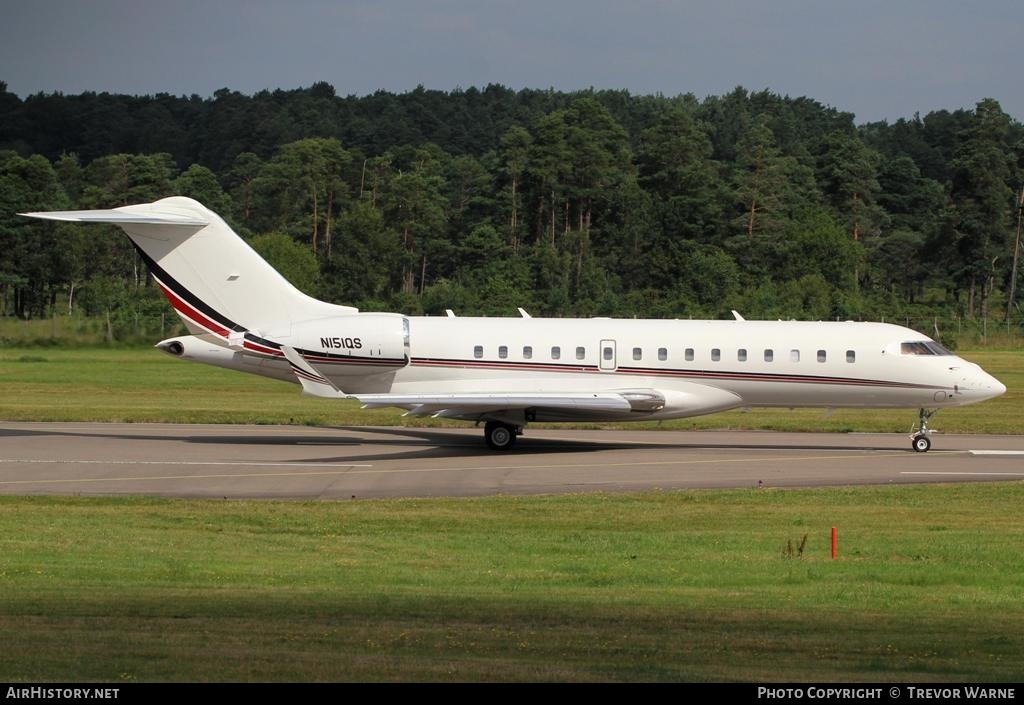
left=22, top=197, right=1006, bottom=451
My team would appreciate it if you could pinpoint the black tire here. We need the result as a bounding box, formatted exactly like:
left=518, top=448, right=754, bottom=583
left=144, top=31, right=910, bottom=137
left=485, top=421, right=517, bottom=451
left=912, top=434, right=931, bottom=453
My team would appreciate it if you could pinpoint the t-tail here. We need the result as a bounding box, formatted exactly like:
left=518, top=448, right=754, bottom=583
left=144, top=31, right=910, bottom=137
left=21, top=196, right=356, bottom=338
left=21, top=197, right=411, bottom=392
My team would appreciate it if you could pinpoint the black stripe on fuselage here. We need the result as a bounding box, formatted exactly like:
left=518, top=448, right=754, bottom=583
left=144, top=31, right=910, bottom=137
left=245, top=332, right=405, bottom=366
left=127, top=246, right=403, bottom=366
left=413, top=357, right=599, bottom=373
left=130, top=243, right=245, bottom=334
left=409, top=356, right=942, bottom=390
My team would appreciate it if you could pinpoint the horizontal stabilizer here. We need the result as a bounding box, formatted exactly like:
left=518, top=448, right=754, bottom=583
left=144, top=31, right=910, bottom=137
left=281, top=345, right=346, bottom=399
left=19, top=209, right=208, bottom=227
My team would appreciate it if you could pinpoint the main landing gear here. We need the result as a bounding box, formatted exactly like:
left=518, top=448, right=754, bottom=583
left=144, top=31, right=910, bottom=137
left=484, top=420, right=522, bottom=451
left=910, top=408, right=937, bottom=453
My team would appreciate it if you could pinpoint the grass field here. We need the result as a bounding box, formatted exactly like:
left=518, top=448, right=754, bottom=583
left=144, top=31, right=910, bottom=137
left=0, top=346, right=1020, bottom=433
left=1, top=346, right=1022, bottom=681
left=1, top=485, right=1023, bottom=682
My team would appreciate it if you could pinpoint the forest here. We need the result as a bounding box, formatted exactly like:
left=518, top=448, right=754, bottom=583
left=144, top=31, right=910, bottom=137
left=1, top=81, right=1022, bottom=345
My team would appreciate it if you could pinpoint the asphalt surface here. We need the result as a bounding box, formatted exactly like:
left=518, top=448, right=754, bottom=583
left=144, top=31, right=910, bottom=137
left=1, top=422, right=1023, bottom=499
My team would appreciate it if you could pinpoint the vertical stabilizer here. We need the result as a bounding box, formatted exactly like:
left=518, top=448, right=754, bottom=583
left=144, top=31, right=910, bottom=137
left=21, top=197, right=356, bottom=337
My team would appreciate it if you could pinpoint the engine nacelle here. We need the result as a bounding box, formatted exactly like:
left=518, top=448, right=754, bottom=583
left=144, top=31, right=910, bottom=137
left=283, top=313, right=409, bottom=373
left=156, top=335, right=238, bottom=366
left=158, top=314, right=410, bottom=381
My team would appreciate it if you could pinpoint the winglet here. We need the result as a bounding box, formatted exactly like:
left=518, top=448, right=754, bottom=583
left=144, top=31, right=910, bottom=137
left=731, top=310, right=745, bottom=321
left=280, top=345, right=346, bottom=398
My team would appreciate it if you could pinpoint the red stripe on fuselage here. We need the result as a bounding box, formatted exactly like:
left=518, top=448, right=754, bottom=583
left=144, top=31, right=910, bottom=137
left=156, top=281, right=230, bottom=338
left=411, top=358, right=598, bottom=374
left=408, top=357, right=939, bottom=390
left=243, top=340, right=283, bottom=357
left=301, top=353, right=406, bottom=366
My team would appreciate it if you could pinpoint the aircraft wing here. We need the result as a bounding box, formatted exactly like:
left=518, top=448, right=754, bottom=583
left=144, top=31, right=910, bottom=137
left=277, top=347, right=674, bottom=420
left=355, top=389, right=665, bottom=418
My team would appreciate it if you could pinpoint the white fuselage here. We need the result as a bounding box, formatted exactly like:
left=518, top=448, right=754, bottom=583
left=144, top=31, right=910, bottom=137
left=177, top=316, right=1006, bottom=421
left=23, top=198, right=1007, bottom=447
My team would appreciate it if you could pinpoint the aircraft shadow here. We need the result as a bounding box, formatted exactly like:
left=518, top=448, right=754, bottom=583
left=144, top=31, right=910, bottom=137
left=0, top=424, right=908, bottom=464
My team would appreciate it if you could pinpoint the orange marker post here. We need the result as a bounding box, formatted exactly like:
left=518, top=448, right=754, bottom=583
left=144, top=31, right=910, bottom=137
left=831, top=526, right=837, bottom=559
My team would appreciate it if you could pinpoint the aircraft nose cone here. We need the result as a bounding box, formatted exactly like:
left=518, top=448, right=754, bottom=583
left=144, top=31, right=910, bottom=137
left=976, top=372, right=1007, bottom=400
left=957, top=365, right=1006, bottom=402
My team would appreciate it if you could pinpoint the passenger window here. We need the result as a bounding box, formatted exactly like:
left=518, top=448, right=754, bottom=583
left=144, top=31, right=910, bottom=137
left=473, top=345, right=483, bottom=359
left=790, top=349, right=800, bottom=363
left=685, top=348, right=694, bottom=361
left=551, top=346, right=561, bottom=360
left=711, top=348, right=721, bottom=362
left=658, top=347, right=667, bottom=361
left=633, top=347, right=642, bottom=360
left=737, top=349, right=747, bottom=362
left=846, top=350, right=856, bottom=363
left=499, top=345, right=508, bottom=359
left=817, top=350, right=826, bottom=363
left=576, top=346, right=585, bottom=360
left=603, top=346, right=613, bottom=360
left=523, top=346, right=533, bottom=359
left=764, top=349, right=774, bottom=362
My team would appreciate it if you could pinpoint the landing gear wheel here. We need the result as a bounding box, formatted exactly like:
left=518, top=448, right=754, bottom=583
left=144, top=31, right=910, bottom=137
left=909, top=408, right=937, bottom=453
left=484, top=421, right=518, bottom=451
left=912, top=434, right=931, bottom=453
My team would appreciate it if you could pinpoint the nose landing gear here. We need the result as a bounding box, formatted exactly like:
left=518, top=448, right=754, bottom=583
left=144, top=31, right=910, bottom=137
left=910, top=408, right=937, bottom=452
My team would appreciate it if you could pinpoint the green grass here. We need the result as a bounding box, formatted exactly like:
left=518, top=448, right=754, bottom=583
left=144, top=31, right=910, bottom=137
left=0, top=346, right=1020, bottom=433
left=1, top=485, right=1023, bottom=681
left=0, top=313, right=184, bottom=347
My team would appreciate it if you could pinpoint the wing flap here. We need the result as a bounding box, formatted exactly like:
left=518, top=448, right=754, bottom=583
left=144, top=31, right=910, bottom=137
left=356, top=392, right=634, bottom=414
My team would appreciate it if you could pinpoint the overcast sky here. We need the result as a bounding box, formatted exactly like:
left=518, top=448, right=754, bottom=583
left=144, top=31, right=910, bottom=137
left=1, top=0, right=1020, bottom=124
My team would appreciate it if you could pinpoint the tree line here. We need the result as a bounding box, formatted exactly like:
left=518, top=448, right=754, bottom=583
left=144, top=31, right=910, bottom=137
left=1, top=81, right=1022, bottom=341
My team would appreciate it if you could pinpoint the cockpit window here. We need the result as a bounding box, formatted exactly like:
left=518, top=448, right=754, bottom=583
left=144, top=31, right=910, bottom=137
left=901, top=341, right=953, bottom=356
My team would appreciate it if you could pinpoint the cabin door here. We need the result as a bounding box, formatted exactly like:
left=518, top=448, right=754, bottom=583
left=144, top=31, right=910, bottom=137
left=599, top=339, right=617, bottom=371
